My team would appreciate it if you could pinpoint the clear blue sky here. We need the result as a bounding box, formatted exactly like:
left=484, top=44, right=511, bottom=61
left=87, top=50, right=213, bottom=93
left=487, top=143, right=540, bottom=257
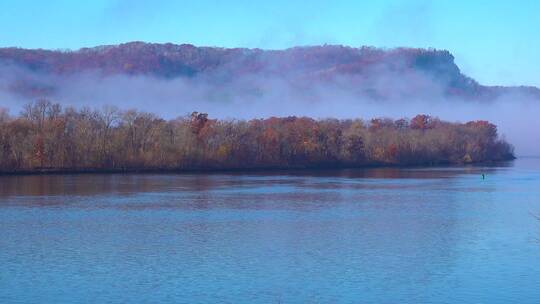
left=0, top=0, right=538, bottom=87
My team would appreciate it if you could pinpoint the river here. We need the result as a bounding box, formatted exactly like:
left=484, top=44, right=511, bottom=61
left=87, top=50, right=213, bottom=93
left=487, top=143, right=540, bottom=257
left=1, top=158, right=540, bottom=303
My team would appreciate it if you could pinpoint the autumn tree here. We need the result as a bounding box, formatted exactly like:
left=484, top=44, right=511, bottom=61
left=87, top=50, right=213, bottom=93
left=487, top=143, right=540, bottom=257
left=0, top=103, right=515, bottom=172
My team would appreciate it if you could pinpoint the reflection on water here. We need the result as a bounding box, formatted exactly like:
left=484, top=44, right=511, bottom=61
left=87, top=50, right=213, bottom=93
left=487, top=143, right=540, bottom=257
left=0, top=163, right=511, bottom=198
left=1, top=159, right=539, bottom=303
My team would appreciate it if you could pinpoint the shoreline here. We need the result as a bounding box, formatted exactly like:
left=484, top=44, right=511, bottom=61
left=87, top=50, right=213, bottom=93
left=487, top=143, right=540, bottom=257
left=0, top=158, right=516, bottom=176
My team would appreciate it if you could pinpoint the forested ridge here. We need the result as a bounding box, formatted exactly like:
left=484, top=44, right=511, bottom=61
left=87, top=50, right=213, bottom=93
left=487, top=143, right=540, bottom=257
left=2, top=42, right=539, bottom=101
left=0, top=100, right=514, bottom=173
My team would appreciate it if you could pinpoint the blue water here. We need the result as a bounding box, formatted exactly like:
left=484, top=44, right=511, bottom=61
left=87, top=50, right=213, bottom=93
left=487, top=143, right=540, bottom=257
left=1, top=159, right=540, bottom=303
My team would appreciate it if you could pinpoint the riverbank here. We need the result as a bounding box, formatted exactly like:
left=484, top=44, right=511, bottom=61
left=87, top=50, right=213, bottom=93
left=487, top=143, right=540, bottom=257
left=0, top=158, right=516, bottom=176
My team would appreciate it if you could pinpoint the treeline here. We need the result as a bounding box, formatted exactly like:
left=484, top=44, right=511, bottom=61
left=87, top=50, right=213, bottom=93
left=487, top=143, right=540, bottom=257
left=0, top=100, right=514, bottom=173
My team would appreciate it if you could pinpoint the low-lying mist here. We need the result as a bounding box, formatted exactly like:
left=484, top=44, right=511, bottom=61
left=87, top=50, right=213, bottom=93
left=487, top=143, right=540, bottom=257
left=0, top=64, right=538, bottom=156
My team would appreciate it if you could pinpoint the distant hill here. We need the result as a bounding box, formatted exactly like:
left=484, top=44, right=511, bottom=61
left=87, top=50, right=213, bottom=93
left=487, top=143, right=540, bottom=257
left=0, top=41, right=539, bottom=101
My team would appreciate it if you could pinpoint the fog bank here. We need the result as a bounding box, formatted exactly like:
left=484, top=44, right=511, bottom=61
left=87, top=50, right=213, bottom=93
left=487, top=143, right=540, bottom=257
left=0, top=64, right=538, bottom=156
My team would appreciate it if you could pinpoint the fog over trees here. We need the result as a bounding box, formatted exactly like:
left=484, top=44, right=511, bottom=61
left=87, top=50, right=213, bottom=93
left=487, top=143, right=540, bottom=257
left=0, top=100, right=514, bottom=173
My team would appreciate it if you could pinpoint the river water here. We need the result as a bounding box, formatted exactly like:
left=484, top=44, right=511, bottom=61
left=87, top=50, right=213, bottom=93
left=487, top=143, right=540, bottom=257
left=1, top=159, right=540, bottom=303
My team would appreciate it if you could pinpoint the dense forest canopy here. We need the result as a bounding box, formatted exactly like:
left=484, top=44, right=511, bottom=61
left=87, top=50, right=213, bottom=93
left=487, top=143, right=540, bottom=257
left=0, top=100, right=514, bottom=173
